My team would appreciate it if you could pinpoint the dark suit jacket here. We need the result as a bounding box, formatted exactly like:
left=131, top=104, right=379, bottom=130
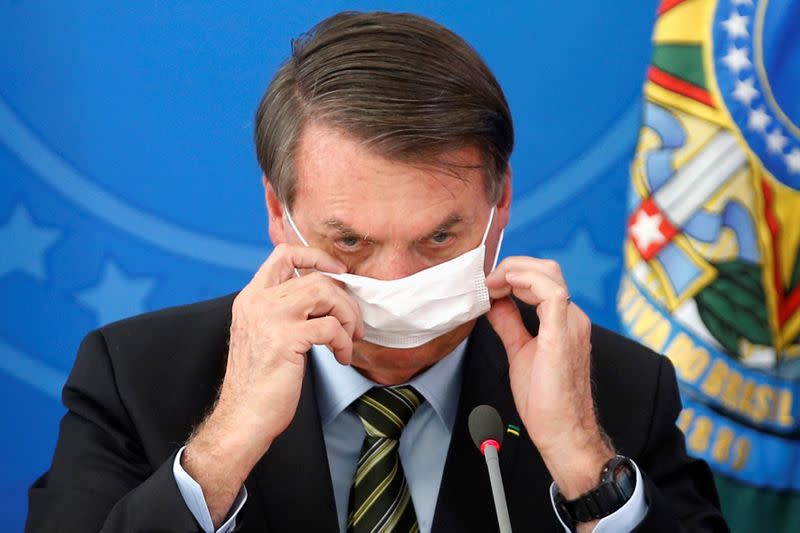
left=26, top=294, right=727, bottom=532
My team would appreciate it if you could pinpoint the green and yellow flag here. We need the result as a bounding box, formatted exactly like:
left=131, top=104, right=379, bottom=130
left=619, top=0, right=800, bottom=530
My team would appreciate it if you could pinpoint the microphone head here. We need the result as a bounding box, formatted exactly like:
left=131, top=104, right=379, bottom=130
left=468, top=405, right=504, bottom=450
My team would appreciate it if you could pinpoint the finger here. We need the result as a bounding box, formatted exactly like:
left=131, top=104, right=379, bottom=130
left=504, top=268, right=570, bottom=308
left=504, top=270, right=570, bottom=339
left=486, top=257, right=564, bottom=301
left=323, top=279, right=365, bottom=341
left=487, top=280, right=513, bottom=300
left=254, top=243, right=347, bottom=288
left=306, top=274, right=365, bottom=341
left=486, top=263, right=566, bottom=305
left=486, top=297, right=533, bottom=363
left=487, top=256, right=565, bottom=287
left=303, top=316, right=353, bottom=365
left=285, top=273, right=364, bottom=340
left=486, top=257, right=522, bottom=299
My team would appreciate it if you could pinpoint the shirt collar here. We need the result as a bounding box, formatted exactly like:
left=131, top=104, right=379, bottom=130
left=311, top=340, right=468, bottom=431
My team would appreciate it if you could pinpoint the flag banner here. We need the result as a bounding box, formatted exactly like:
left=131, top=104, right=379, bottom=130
left=619, top=0, right=800, bottom=529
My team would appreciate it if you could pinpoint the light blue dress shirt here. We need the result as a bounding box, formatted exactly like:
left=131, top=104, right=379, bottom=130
left=312, top=341, right=467, bottom=533
left=173, top=447, right=246, bottom=533
left=174, top=341, right=648, bottom=532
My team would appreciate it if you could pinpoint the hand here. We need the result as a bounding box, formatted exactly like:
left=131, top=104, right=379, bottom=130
left=182, top=243, right=364, bottom=526
left=485, top=257, right=614, bottom=502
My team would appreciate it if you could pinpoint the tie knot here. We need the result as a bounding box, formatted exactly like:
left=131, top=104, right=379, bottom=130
left=354, top=385, right=423, bottom=439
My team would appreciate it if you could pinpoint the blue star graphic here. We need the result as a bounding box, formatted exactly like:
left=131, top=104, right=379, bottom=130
left=539, top=229, right=618, bottom=308
left=75, top=261, right=157, bottom=326
left=0, top=204, right=61, bottom=281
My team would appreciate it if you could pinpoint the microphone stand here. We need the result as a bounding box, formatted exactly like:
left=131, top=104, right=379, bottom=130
left=481, top=440, right=513, bottom=533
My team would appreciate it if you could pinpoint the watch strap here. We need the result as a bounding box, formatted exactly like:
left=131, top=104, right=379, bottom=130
left=554, top=455, right=636, bottom=527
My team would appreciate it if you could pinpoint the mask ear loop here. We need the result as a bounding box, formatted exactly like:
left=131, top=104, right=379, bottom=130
left=283, top=206, right=309, bottom=277
left=481, top=207, right=504, bottom=271
left=480, top=207, right=496, bottom=245
left=284, top=207, right=310, bottom=247
left=491, top=229, right=505, bottom=271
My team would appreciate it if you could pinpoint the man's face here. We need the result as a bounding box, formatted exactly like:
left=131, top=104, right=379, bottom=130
left=267, top=121, right=510, bottom=381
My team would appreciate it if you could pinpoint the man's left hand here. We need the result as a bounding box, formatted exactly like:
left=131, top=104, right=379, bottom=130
left=485, top=257, right=615, bottom=501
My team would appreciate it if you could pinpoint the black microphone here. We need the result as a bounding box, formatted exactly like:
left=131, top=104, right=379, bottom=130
left=468, top=405, right=513, bottom=533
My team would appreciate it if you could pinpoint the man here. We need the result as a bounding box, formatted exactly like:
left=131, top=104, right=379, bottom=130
left=26, top=11, right=727, bottom=533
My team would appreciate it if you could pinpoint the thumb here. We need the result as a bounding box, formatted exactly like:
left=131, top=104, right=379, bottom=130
left=486, top=297, right=533, bottom=362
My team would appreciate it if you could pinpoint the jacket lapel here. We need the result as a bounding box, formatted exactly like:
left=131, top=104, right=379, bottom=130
left=431, top=316, right=524, bottom=532
left=248, top=358, right=339, bottom=532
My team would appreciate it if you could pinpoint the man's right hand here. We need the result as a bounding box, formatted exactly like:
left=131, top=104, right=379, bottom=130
left=181, top=243, right=363, bottom=527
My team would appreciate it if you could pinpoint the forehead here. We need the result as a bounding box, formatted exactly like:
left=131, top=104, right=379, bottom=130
left=293, top=122, right=489, bottom=230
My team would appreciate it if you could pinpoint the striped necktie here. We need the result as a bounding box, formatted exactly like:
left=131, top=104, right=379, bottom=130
left=347, top=385, right=424, bottom=533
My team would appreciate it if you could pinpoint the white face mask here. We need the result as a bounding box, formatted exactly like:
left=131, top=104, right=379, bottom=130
left=285, top=207, right=504, bottom=349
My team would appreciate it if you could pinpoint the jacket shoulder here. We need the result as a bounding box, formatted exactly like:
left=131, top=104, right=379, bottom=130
left=99, top=292, right=236, bottom=346
left=96, top=290, right=237, bottom=389
left=590, top=323, right=664, bottom=383
left=590, top=324, right=677, bottom=457
left=90, top=293, right=237, bottom=454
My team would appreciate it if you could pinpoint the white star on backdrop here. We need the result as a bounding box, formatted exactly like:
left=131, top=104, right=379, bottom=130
left=75, top=261, right=156, bottom=326
left=765, top=129, right=789, bottom=154
left=721, top=12, right=749, bottom=39
left=732, top=77, right=759, bottom=107
left=747, top=106, right=771, bottom=133
left=0, top=204, right=61, bottom=281
left=630, top=210, right=665, bottom=251
left=786, top=149, right=800, bottom=174
left=539, top=229, right=618, bottom=308
left=722, top=46, right=752, bottom=74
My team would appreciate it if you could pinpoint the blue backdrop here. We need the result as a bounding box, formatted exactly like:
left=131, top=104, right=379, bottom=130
left=0, top=2, right=657, bottom=528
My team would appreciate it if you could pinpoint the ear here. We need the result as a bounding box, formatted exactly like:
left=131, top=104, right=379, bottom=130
left=264, top=176, right=287, bottom=246
left=483, top=167, right=512, bottom=274
left=496, top=166, right=512, bottom=230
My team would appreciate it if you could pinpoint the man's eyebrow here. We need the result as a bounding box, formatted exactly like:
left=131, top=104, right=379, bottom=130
left=322, top=218, right=366, bottom=238
left=320, top=213, right=466, bottom=239
left=427, top=213, right=465, bottom=236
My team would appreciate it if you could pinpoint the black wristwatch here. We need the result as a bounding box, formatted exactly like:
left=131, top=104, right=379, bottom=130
left=554, top=455, right=636, bottom=529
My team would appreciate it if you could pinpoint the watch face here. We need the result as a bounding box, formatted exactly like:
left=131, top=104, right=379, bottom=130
left=558, top=456, right=638, bottom=525
left=612, top=460, right=636, bottom=499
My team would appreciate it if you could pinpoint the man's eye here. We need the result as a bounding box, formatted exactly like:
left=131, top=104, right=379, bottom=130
left=336, top=236, right=363, bottom=250
left=431, top=232, right=452, bottom=244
